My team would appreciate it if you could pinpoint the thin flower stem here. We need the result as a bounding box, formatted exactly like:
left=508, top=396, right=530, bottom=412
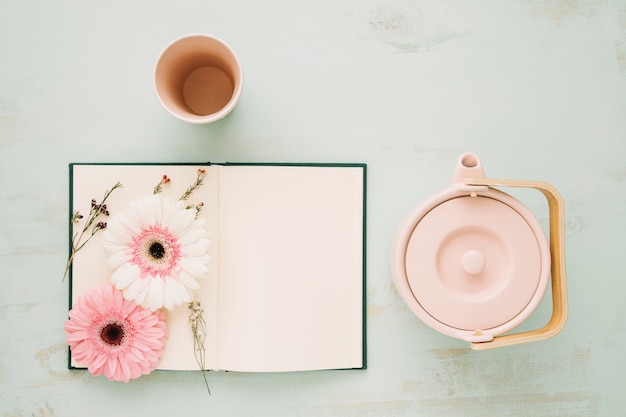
left=182, top=171, right=210, bottom=394
left=61, top=182, right=122, bottom=282
left=74, top=226, right=103, bottom=252
left=154, top=174, right=170, bottom=195
left=180, top=169, right=206, bottom=201
left=189, top=301, right=211, bottom=395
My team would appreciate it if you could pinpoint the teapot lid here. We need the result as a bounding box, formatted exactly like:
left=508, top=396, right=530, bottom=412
left=393, top=153, right=551, bottom=341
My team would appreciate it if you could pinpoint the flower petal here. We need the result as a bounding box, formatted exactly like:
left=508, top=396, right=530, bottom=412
left=145, top=278, right=164, bottom=312
left=111, top=263, right=140, bottom=291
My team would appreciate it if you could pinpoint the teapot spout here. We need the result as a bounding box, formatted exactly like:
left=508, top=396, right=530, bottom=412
left=451, top=153, right=485, bottom=185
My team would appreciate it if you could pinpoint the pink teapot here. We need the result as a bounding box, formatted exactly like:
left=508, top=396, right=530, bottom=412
left=391, top=153, right=567, bottom=350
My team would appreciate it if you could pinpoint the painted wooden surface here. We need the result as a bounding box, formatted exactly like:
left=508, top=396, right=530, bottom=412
left=1, top=0, right=625, bottom=415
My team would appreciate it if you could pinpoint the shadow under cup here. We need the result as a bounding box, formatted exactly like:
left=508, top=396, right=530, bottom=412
left=154, top=34, right=243, bottom=124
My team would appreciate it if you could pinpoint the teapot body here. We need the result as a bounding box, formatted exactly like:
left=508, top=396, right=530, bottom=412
left=391, top=153, right=551, bottom=343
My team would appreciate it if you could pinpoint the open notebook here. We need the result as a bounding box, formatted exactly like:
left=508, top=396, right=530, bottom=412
left=68, top=163, right=366, bottom=373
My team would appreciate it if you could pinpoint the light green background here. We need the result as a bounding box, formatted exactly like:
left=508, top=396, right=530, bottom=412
left=1, top=0, right=624, bottom=416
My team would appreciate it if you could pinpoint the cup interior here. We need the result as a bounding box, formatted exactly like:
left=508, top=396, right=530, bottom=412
left=155, top=35, right=242, bottom=123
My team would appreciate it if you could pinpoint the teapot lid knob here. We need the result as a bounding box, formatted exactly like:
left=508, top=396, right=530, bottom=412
left=461, top=249, right=486, bottom=275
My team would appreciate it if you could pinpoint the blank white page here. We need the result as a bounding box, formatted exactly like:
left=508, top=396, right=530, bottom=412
left=215, top=165, right=364, bottom=372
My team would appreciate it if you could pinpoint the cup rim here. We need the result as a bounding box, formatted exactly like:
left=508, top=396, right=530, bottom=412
left=153, top=33, right=243, bottom=124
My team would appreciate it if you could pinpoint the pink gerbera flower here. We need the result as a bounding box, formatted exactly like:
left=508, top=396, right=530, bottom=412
left=65, top=284, right=168, bottom=383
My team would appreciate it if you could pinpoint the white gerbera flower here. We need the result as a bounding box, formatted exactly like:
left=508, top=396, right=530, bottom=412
left=102, top=194, right=211, bottom=311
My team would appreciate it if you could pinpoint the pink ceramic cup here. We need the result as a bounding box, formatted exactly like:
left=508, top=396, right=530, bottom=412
left=154, top=34, right=243, bottom=124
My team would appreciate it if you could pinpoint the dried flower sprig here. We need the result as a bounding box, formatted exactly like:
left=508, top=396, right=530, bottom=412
left=188, top=300, right=211, bottom=395
left=185, top=201, right=204, bottom=218
left=180, top=169, right=206, bottom=201
left=61, top=182, right=123, bottom=282
left=182, top=171, right=210, bottom=393
left=153, top=174, right=171, bottom=195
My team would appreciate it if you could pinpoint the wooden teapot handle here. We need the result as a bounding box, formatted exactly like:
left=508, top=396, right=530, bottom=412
left=464, top=178, right=568, bottom=350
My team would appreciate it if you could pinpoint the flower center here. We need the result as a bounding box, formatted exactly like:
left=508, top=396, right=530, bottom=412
left=149, top=241, right=166, bottom=260
left=130, top=225, right=182, bottom=278
left=100, top=321, right=125, bottom=346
